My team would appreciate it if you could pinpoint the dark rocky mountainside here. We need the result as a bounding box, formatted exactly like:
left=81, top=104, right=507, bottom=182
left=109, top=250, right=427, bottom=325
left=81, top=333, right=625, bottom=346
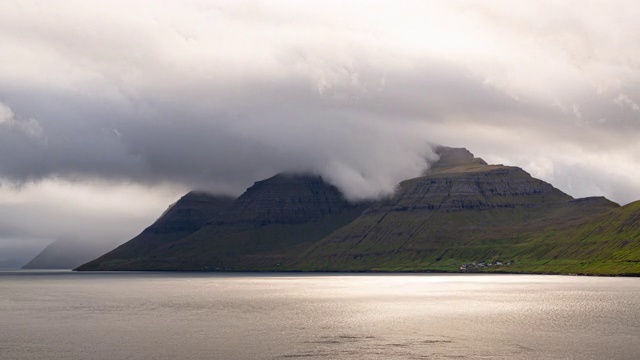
left=151, top=191, right=237, bottom=233
left=77, top=192, right=235, bottom=270
left=213, top=174, right=363, bottom=225
left=78, top=174, right=370, bottom=271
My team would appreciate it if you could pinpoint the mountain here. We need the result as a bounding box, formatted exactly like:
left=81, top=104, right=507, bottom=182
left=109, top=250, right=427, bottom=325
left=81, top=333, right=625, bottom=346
left=0, top=257, right=31, bottom=269
left=77, top=174, right=371, bottom=271
left=77, top=147, right=640, bottom=275
left=285, top=147, right=639, bottom=275
left=517, top=199, right=640, bottom=275
left=22, top=238, right=125, bottom=269
left=77, top=191, right=235, bottom=270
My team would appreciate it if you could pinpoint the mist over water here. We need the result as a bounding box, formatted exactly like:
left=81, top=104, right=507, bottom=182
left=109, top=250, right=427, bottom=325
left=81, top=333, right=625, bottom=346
left=1, top=272, right=639, bottom=360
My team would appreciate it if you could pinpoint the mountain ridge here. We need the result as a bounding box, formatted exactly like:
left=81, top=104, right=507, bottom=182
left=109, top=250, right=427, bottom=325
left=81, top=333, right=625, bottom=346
left=78, top=173, right=371, bottom=271
left=76, top=146, right=640, bottom=275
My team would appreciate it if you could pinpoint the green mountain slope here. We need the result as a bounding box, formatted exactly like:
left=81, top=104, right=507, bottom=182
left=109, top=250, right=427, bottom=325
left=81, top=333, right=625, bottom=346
left=280, top=147, right=640, bottom=275
left=511, top=200, right=640, bottom=275
left=78, top=174, right=370, bottom=271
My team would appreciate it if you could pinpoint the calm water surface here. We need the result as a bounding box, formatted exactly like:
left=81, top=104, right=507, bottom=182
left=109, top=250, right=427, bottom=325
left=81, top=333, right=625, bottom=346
left=1, top=271, right=639, bottom=359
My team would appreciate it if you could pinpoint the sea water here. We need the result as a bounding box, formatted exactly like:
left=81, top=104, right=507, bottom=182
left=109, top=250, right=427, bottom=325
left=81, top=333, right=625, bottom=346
left=1, top=271, right=639, bottom=359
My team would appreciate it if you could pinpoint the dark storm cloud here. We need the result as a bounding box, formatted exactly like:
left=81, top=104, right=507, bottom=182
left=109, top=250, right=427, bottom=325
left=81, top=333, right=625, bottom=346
left=0, top=64, right=552, bottom=199
left=0, top=0, right=639, bottom=206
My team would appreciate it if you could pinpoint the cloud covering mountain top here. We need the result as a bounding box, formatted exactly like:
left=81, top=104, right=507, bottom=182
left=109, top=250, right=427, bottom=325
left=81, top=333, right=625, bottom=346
left=1, top=1, right=640, bottom=260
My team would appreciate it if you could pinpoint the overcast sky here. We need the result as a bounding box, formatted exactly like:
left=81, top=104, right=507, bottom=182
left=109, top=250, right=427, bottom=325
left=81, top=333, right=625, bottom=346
left=1, top=1, right=639, bottom=264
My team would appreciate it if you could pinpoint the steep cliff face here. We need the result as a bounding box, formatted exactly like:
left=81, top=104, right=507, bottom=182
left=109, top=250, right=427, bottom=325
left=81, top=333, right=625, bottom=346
left=289, top=147, right=621, bottom=271
left=76, top=192, right=235, bottom=270
left=78, top=174, right=370, bottom=271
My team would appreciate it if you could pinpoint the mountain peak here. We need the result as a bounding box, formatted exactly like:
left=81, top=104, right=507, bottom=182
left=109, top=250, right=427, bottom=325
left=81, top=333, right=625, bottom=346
left=253, top=172, right=324, bottom=185
left=216, top=172, right=361, bottom=226
left=435, top=146, right=475, bottom=160
left=429, top=146, right=488, bottom=173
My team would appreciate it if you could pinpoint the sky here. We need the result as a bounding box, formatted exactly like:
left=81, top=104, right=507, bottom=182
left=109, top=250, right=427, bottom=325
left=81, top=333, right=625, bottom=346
left=1, top=1, right=640, bottom=265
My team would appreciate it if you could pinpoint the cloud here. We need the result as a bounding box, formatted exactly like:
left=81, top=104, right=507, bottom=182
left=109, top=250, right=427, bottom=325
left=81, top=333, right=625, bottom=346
left=0, top=0, right=639, bottom=263
left=0, top=102, right=44, bottom=138
left=0, top=102, right=13, bottom=124
left=0, top=179, right=185, bottom=266
left=2, top=2, right=640, bottom=197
